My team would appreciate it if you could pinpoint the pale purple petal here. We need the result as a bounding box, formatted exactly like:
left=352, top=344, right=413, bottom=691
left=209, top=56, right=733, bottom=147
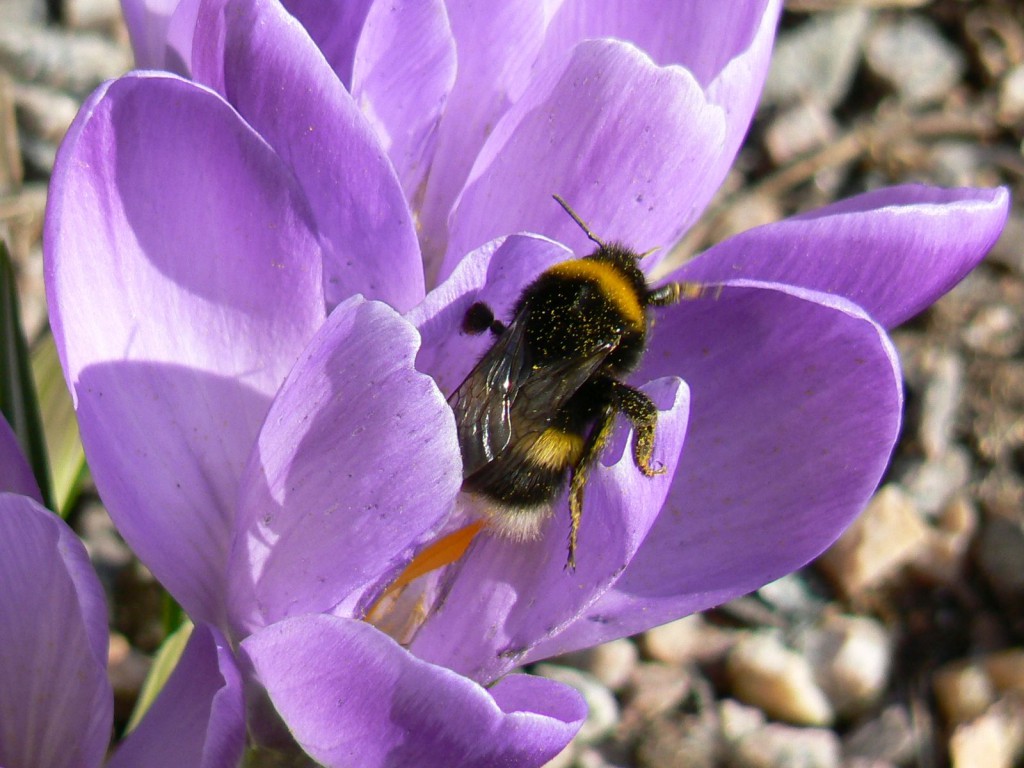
left=108, top=624, right=245, bottom=768
left=45, top=72, right=325, bottom=625
left=242, top=615, right=586, bottom=768
left=352, top=0, right=456, bottom=201
left=192, top=0, right=424, bottom=312
left=538, top=0, right=777, bottom=88
left=120, top=0, right=200, bottom=74
left=420, top=0, right=780, bottom=276
left=680, top=185, right=1011, bottom=328
left=0, top=416, right=41, bottom=502
left=529, top=281, right=902, bottom=656
left=411, top=378, right=689, bottom=683
left=442, top=39, right=726, bottom=278
left=416, top=1, right=548, bottom=268
left=0, top=494, right=111, bottom=768
left=122, top=0, right=179, bottom=69
left=280, top=0, right=373, bottom=88
left=228, top=298, right=462, bottom=635
left=536, top=0, right=781, bottom=201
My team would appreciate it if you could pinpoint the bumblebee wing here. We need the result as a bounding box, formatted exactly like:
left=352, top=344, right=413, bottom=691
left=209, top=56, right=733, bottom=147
left=449, top=313, right=532, bottom=475
left=450, top=312, right=617, bottom=478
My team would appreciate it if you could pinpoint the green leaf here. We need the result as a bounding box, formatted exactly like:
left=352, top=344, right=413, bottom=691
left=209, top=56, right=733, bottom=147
left=31, top=331, right=86, bottom=516
left=0, top=240, right=53, bottom=508
left=162, top=590, right=186, bottom=637
left=125, top=619, right=194, bottom=734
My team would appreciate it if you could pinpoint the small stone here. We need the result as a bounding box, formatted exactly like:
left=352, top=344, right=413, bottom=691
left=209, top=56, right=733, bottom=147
left=934, top=661, right=997, bottom=725
left=977, top=515, right=1024, bottom=603
left=921, top=494, right=978, bottom=582
left=718, top=699, right=765, bottom=742
left=625, top=662, right=692, bottom=722
left=962, top=304, right=1022, bottom=358
left=107, top=631, right=152, bottom=700
left=727, top=633, right=834, bottom=727
left=79, top=500, right=134, bottom=573
left=802, top=614, right=891, bottom=718
left=586, top=639, right=638, bottom=692
left=843, top=705, right=917, bottom=764
left=0, top=0, right=46, bottom=24
left=634, top=713, right=718, bottom=768
left=13, top=81, right=80, bottom=146
left=818, top=484, right=931, bottom=599
left=0, top=24, right=130, bottom=97
left=729, top=723, right=841, bottom=768
left=575, top=747, right=622, bottom=768
left=762, top=9, right=870, bottom=109
left=928, top=141, right=992, bottom=189
left=643, top=615, right=735, bottom=666
left=998, top=63, right=1024, bottom=126
left=758, top=573, right=827, bottom=621
left=64, top=0, right=126, bottom=31
left=949, top=699, right=1024, bottom=768
left=764, top=100, right=838, bottom=165
left=918, top=349, right=964, bottom=459
left=865, top=16, right=965, bottom=107
left=18, top=134, right=58, bottom=175
left=534, top=665, right=618, bottom=746
left=988, top=211, right=1024, bottom=275
left=984, top=649, right=1024, bottom=696
left=901, top=447, right=970, bottom=519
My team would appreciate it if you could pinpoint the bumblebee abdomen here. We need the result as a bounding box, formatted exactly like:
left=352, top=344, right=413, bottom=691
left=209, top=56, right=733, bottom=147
left=464, top=426, right=583, bottom=507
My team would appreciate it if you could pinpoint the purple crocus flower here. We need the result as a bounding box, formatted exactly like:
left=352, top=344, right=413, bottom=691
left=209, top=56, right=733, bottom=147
left=0, top=416, right=112, bottom=768
left=44, top=0, right=1008, bottom=765
left=0, top=418, right=244, bottom=767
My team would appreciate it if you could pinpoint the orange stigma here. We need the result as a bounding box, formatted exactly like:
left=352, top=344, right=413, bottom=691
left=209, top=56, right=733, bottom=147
left=366, top=520, right=485, bottom=623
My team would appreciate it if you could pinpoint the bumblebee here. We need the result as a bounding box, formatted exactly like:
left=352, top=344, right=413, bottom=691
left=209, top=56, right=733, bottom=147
left=450, top=196, right=704, bottom=569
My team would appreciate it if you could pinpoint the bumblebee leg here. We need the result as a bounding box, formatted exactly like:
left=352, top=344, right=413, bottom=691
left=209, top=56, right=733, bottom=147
left=601, top=378, right=664, bottom=477
left=566, top=405, right=616, bottom=571
left=646, top=281, right=706, bottom=307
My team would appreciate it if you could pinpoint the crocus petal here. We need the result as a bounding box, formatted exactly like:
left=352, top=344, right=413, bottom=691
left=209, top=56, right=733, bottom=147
left=528, top=281, right=902, bottom=656
left=108, top=624, right=245, bottom=768
left=351, top=0, right=456, bottom=201
left=45, top=72, right=326, bottom=625
left=0, top=416, right=41, bottom=502
left=122, top=0, right=180, bottom=69
left=680, top=185, right=1011, bottom=328
left=242, top=615, right=586, bottom=768
left=442, top=39, right=726, bottom=278
left=536, top=0, right=780, bottom=205
left=192, top=0, right=424, bottom=312
left=0, top=494, right=111, bottom=768
left=279, top=0, right=373, bottom=89
left=411, top=378, right=689, bottom=683
left=420, top=0, right=780, bottom=276
left=228, top=297, right=462, bottom=634
left=416, top=1, right=548, bottom=268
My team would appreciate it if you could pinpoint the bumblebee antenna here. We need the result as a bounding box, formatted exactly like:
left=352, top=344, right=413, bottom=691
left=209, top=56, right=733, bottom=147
left=553, top=194, right=605, bottom=248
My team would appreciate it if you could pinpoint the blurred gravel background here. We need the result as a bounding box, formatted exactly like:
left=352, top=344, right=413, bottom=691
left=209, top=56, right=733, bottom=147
left=1, top=0, right=1022, bottom=766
